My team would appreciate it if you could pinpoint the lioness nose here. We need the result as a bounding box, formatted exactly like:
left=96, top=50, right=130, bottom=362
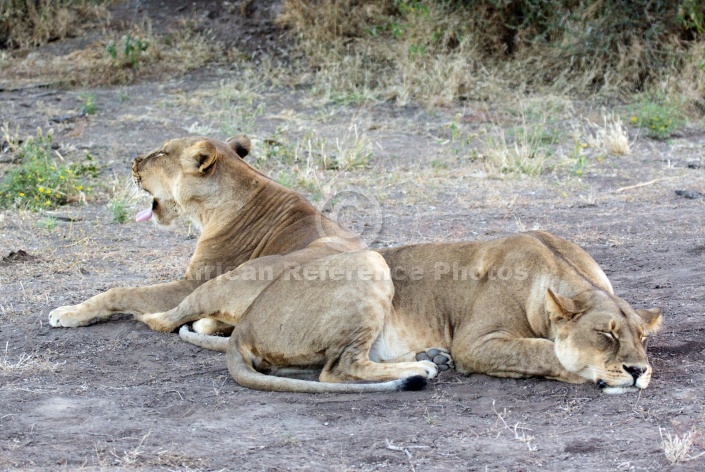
left=623, top=365, right=646, bottom=380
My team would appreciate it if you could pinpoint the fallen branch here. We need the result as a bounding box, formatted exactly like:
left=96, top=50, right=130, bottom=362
left=385, top=439, right=412, bottom=459
left=0, top=82, right=62, bottom=92
left=41, top=211, right=83, bottom=222
left=384, top=439, right=429, bottom=459
left=615, top=177, right=676, bottom=193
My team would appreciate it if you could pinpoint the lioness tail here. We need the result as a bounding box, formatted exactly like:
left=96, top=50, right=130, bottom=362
left=227, top=345, right=428, bottom=393
left=179, top=325, right=228, bottom=352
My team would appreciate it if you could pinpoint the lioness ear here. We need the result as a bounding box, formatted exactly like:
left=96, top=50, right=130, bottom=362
left=636, top=307, right=663, bottom=334
left=190, top=140, right=219, bottom=174
left=546, top=288, right=579, bottom=323
left=226, top=135, right=251, bottom=159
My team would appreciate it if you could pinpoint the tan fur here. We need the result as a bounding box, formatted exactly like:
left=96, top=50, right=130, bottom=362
left=49, top=136, right=435, bottom=393
left=49, top=136, right=365, bottom=327
left=376, top=234, right=662, bottom=393
left=50, top=136, right=662, bottom=394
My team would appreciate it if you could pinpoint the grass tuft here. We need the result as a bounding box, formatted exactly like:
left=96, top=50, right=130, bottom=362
left=660, top=427, right=705, bottom=464
left=586, top=114, right=631, bottom=156
left=107, top=179, right=141, bottom=224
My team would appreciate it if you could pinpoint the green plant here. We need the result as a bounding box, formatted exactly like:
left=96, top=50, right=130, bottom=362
left=117, top=89, right=130, bottom=103
left=108, top=197, right=129, bottom=224
left=0, top=130, right=95, bottom=210
left=631, top=96, right=685, bottom=139
left=263, top=140, right=298, bottom=164
left=679, top=0, right=705, bottom=34
left=430, top=159, right=449, bottom=169
left=79, top=92, right=97, bottom=114
left=276, top=170, right=297, bottom=189
left=106, top=34, right=149, bottom=68
left=568, top=139, right=588, bottom=177
left=36, top=218, right=57, bottom=231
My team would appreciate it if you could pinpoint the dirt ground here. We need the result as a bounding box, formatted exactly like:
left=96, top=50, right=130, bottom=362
left=1, top=2, right=705, bottom=471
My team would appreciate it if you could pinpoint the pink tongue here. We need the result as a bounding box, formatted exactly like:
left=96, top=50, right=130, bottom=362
left=135, top=208, right=153, bottom=222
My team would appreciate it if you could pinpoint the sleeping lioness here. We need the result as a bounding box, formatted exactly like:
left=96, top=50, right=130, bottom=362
left=49, top=136, right=662, bottom=394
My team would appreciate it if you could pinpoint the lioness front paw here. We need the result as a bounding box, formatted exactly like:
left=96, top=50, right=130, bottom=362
left=49, top=305, right=92, bottom=328
left=415, top=348, right=454, bottom=372
left=417, top=360, right=439, bottom=379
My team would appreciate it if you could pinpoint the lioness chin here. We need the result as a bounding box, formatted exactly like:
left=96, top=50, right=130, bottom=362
left=50, top=136, right=662, bottom=394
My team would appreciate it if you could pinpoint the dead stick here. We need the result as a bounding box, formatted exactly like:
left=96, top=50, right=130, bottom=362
left=615, top=177, right=675, bottom=193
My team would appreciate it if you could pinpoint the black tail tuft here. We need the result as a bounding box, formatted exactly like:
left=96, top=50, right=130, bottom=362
left=397, top=375, right=428, bottom=391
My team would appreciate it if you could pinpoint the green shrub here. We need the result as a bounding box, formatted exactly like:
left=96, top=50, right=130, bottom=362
left=79, top=92, right=97, bottom=114
left=279, top=0, right=705, bottom=101
left=108, top=197, right=129, bottom=224
left=0, top=130, right=97, bottom=210
left=631, top=96, right=685, bottom=139
left=106, top=34, right=150, bottom=68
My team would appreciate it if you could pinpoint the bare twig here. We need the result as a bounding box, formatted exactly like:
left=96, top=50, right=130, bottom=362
left=385, top=439, right=412, bottom=459
left=384, top=439, right=429, bottom=460
left=492, top=400, right=537, bottom=451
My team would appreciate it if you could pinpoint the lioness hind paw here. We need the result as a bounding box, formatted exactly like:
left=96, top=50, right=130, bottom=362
left=415, top=348, right=454, bottom=372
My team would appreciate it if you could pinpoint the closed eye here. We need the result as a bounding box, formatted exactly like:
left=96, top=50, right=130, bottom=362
left=597, top=330, right=617, bottom=341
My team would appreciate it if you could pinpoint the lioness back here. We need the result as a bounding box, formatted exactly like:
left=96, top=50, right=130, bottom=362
left=377, top=231, right=612, bottom=326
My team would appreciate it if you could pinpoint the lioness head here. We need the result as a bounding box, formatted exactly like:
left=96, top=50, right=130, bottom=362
left=546, top=288, right=662, bottom=393
left=131, top=136, right=252, bottom=227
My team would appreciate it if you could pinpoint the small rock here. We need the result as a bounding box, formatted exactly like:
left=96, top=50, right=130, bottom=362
left=675, top=189, right=704, bottom=199
left=1, top=249, right=37, bottom=265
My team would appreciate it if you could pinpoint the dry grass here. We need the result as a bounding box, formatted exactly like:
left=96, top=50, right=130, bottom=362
left=480, top=96, right=571, bottom=176
left=254, top=122, right=375, bottom=202
left=92, top=432, right=209, bottom=470
left=584, top=113, right=631, bottom=156
left=0, top=0, right=110, bottom=49
left=1, top=19, right=218, bottom=87
left=277, top=0, right=497, bottom=105
left=492, top=400, right=537, bottom=452
left=0, top=342, right=61, bottom=374
left=277, top=0, right=705, bottom=107
left=659, top=427, right=705, bottom=464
